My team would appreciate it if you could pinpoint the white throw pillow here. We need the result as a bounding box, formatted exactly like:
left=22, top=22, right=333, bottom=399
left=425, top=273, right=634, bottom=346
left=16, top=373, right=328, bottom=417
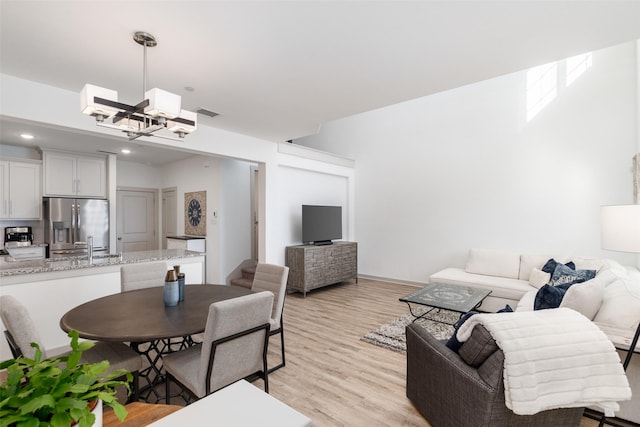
left=593, top=279, right=640, bottom=329
left=559, top=276, right=606, bottom=320
left=465, top=248, right=520, bottom=279
left=518, top=254, right=571, bottom=280
left=528, top=268, right=551, bottom=289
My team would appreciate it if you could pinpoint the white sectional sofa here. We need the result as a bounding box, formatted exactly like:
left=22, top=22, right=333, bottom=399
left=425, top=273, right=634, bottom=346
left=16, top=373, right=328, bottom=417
left=429, top=248, right=640, bottom=424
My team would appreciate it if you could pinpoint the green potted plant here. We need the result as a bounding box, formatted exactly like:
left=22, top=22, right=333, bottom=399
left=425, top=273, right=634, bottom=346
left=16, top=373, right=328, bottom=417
left=0, top=330, right=131, bottom=427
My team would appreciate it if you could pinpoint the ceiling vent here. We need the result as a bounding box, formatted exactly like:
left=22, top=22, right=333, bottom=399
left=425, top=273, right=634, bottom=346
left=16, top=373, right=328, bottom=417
left=197, top=108, right=219, bottom=118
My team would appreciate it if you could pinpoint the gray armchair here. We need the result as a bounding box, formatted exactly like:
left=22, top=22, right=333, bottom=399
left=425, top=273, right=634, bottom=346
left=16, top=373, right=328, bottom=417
left=406, top=323, right=584, bottom=427
left=0, top=295, right=142, bottom=401
left=251, top=263, right=289, bottom=373
left=164, top=291, right=274, bottom=402
left=120, top=262, right=167, bottom=292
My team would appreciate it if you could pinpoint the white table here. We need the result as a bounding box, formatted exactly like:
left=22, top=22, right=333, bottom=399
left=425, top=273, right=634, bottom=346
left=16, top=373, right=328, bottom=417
left=148, top=380, right=312, bottom=427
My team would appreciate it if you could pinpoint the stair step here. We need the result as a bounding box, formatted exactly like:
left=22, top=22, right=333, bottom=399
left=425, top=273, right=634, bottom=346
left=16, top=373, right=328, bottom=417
left=230, top=277, right=253, bottom=289
left=241, top=266, right=256, bottom=280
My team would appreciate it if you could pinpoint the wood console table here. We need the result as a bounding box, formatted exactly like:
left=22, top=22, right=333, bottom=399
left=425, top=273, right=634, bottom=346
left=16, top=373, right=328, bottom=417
left=285, top=241, right=357, bottom=296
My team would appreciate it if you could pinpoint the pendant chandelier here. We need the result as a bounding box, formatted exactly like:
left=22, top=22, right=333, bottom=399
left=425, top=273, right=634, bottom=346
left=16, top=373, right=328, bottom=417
left=80, top=31, right=197, bottom=141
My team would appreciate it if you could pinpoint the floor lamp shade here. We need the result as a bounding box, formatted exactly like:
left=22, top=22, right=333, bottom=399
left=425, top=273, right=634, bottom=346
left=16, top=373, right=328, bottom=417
left=601, top=205, right=640, bottom=253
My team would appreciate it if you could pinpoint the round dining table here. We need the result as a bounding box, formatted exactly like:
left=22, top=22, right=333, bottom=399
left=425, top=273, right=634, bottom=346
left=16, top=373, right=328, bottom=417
left=60, top=284, right=252, bottom=342
left=60, top=284, right=253, bottom=402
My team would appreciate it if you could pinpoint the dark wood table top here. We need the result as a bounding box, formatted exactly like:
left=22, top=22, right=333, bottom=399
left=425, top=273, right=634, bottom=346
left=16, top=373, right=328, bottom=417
left=60, top=285, right=252, bottom=342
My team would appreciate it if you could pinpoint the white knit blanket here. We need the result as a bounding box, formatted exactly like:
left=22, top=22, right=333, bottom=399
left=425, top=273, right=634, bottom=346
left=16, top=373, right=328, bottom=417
left=456, top=308, right=631, bottom=416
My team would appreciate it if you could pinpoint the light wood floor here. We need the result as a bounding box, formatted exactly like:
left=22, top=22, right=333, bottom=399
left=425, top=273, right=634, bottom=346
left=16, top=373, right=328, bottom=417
left=0, top=278, right=623, bottom=425
left=263, top=278, right=620, bottom=427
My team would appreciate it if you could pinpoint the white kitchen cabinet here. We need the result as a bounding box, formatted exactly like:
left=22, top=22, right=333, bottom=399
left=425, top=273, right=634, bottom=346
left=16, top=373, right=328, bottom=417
left=43, top=151, right=106, bottom=198
left=0, top=160, right=41, bottom=219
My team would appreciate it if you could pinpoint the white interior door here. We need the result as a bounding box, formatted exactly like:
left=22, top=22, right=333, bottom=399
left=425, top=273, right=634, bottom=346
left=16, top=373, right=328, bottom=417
left=116, top=189, right=157, bottom=253
left=162, top=187, right=177, bottom=249
left=251, top=166, right=259, bottom=262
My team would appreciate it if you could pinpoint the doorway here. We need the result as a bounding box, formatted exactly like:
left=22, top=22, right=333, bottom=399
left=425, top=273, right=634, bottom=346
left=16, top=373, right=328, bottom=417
left=161, top=187, right=177, bottom=249
left=116, top=188, right=158, bottom=253
left=250, top=165, right=259, bottom=262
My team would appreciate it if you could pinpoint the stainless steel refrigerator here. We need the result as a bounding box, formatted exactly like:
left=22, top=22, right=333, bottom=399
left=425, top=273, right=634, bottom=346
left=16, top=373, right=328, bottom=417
left=43, top=197, right=109, bottom=258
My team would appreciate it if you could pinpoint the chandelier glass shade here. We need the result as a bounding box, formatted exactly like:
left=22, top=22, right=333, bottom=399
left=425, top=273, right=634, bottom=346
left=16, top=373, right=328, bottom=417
left=80, top=32, right=197, bottom=141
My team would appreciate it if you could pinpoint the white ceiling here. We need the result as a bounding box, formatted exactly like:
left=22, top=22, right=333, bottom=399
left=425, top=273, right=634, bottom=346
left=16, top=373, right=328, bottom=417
left=1, top=1, right=640, bottom=165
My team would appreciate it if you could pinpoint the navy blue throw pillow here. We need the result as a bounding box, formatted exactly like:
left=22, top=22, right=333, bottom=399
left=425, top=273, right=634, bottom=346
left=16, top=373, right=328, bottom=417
left=534, top=283, right=574, bottom=310
left=497, top=304, right=513, bottom=313
left=541, top=258, right=576, bottom=274
left=446, top=311, right=478, bottom=352
left=549, top=263, right=596, bottom=286
left=445, top=305, right=513, bottom=352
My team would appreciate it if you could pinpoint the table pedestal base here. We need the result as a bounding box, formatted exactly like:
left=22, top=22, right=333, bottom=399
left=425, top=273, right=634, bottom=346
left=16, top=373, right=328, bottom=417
left=132, top=336, right=194, bottom=403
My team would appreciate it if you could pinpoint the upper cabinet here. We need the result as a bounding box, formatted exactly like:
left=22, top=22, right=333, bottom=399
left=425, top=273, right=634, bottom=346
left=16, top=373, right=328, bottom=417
left=0, top=159, right=42, bottom=219
left=43, top=151, right=107, bottom=198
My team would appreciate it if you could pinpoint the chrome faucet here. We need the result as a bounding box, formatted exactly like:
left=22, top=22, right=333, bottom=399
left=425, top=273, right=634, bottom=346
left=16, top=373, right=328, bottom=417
left=87, top=235, right=93, bottom=263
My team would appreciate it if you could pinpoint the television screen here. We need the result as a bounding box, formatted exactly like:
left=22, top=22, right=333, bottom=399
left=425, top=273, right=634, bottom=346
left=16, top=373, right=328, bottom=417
left=302, top=205, right=342, bottom=245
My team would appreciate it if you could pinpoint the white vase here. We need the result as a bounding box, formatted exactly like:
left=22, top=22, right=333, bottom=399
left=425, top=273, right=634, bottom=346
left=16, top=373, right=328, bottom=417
left=91, top=399, right=103, bottom=427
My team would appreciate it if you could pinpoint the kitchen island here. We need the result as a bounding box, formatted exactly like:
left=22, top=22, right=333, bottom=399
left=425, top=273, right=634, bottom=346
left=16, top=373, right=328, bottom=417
left=0, top=249, right=205, bottom=361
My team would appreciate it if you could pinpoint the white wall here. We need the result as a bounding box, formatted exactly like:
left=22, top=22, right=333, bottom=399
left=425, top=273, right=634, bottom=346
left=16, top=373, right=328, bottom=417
left=277, top=166, right=349, bottom=240
left=159, top=155, right=222, bottom=283
left=296, top=40, right=639, bottom=283
left=116, top=160, right=162, bottom=189
left=272, top=148, right=356, bottom=265
left=118, top=157, right=259, bottom=282
left=220, top=158, right=254, bottom=281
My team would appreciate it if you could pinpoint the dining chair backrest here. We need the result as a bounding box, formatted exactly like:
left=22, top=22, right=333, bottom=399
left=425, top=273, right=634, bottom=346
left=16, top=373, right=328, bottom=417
left=0, top=295, right=46, bottom=359
left=251, top=264, right=289, bottom=330
left=199, top=291, right=274, bottom=395
left=120, top=262, right=168, bottom=292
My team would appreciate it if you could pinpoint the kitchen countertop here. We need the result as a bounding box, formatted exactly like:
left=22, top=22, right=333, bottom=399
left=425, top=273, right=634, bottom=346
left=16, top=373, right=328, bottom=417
left=0, top=249, right=205, bottom=278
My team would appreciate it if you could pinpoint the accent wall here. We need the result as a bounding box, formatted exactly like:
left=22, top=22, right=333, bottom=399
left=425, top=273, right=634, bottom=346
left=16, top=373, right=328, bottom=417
left=295, top=40, right=639, bottom=283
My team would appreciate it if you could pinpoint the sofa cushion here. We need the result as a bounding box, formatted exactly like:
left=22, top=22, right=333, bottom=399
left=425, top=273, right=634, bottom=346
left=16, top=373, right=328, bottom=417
left=519, top=254, right=561, bottom=281
left=458, top=324, right=499, bottom=368
left=593, top=279, right=640, bottom=329
left=559, top=275, right=606, bottom=320
left=465, top=248, right=520, bottom=279
left=571, top=257, right=609, bottom=271
left=429, top=268, right=534, bottom=301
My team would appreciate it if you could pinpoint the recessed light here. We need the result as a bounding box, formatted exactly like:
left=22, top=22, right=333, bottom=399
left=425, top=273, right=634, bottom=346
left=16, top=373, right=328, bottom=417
left=20, top=133, right=34, bottom=140
left=121, top=149, right=131, bottom=154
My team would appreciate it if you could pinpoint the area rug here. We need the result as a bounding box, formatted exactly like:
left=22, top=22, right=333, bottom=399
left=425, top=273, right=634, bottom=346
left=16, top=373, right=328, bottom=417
left=361, top=307, right=459, bottom=353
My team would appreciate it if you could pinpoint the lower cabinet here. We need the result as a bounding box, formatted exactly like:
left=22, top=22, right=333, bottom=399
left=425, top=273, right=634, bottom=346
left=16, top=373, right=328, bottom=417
left=285, top=241, right=357, bottom=296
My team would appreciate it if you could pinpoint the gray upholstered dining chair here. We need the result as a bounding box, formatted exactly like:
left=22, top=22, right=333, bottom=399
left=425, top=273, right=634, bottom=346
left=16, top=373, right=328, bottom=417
left=0, top=295, right=142, bottom=401
left=164, top=291, right=274, bottom=403
left=120, top=262, right=167, bottom=292
left=251, top=263, right=289, bottom=373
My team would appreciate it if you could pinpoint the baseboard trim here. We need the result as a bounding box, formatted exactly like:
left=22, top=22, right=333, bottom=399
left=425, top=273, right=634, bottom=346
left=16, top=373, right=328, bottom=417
left=357, top=274, right=426, bottom=288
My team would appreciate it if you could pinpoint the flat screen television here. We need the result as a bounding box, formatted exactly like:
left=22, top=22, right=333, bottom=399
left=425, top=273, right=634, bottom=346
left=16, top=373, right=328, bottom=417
left=302, top=205, right=342, bottom=245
